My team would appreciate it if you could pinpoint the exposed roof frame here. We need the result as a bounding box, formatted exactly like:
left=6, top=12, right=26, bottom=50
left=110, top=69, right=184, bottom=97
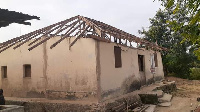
left=0, top=15, right=167, bottom=53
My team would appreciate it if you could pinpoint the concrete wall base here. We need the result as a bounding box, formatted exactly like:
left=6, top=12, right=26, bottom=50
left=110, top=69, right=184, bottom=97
left=5, top=101, right=92, bottom=112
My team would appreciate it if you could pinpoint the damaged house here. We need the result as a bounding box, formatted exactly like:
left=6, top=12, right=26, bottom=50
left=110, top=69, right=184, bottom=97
left=0, top=15, right=166, bottom=102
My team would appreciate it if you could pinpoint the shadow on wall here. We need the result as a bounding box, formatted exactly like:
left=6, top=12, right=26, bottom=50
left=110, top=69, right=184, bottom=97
left=146, top=77, right=154, bottom=85
left=102, top=74, right=142, bottom=99
left=154, top=76, right=163, bottom=82
left=101, top=74, right=164, bottom=100
left=121, top=75, right=141, bottom=94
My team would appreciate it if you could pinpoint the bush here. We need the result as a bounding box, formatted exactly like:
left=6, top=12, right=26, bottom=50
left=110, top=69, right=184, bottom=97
left=189, top=68, right=200, bottom=80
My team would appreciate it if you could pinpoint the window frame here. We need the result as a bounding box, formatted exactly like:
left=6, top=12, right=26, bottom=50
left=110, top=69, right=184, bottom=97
left=23, top=64, right=31, bottom=78
left=114, top=46, right=122, bottom=68
left=1, top=66, right=7, bottom=78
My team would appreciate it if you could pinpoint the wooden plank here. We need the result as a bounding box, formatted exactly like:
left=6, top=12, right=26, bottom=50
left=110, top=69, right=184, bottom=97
left=28, top=20, right=81, bottom=51
left=0, top=42, right=16, bottom=53
left=2, top=16, right=76, bottom=48
left=87, top=34, right=111, bottom=43
left=28, top=24, right=63, bottom=46
left=69, top=25, right=90, bottom=48
left=1, top=29, right=45, bottom=51
left=0, top=16, right=79, bottom=52
left=13, top=27, right=55, bottom=49
left=49, top=21, right=84, bottom=49
left=0, top=15, right=166, bottom=52
left=13, top=32, right=43, bottom=49
left=28, top=17, right=79, bottom=46
left=79, top=16, right=103, bottom=35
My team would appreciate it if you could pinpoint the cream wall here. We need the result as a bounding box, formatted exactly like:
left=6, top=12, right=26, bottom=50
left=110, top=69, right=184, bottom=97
left=154, top=52, right=164, bottom=81
left=0, top=37, right=98, bottom=99
left=98, top=42, right=164, bottom=100
left=45, top=37, right=97, bottom=93
left=0, top=41, right=45, bottom=97
left=0, top=37, right=164, bottom=101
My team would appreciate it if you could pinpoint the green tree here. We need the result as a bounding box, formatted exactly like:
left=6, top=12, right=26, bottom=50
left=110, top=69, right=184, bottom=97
left=139, top=9, right=199, bottom=78
left=158, top=0, right=200, bottom=59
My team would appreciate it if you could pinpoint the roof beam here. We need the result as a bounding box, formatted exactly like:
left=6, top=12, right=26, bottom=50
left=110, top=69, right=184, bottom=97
left=0, top=15, right=166, bottom=53
left=28, top=19, right=81, bottom=51
left=49, top=21, right=84, bottom=49
left=28, top=16, right=79, bottom=47
left=87, top=34, right=111, bottom=43
left=69, top=25, right=90, bottom=48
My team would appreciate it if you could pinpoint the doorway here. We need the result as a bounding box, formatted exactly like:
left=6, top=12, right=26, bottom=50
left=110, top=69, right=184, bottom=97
left=138, top=55, right=146, bottom=86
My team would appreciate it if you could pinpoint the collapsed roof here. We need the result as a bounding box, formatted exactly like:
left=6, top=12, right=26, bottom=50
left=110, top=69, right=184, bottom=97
left=0, top=8, right=40, bottom=28
left=0, top=15, right=167, bottom=53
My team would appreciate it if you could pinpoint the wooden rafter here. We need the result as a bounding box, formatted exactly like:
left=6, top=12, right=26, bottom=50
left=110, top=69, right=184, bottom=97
left=69, top=25, right=91, bottom=48
left=0, top=15, right=167, bottom=53
left=49, top=21, right=84, bottom=49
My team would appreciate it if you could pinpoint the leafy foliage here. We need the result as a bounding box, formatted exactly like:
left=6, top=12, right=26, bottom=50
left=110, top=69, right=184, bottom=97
left=158, top=0, right=200, bottom=59
left=139, top=8, right=199, bottom=78
left=189, top=68, right=200, bottom=80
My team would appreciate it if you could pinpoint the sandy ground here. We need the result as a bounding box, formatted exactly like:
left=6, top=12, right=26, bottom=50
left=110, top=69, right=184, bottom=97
left=156, top=77, right=200, bottom=112
left=5, top=77, right=200, bottom=111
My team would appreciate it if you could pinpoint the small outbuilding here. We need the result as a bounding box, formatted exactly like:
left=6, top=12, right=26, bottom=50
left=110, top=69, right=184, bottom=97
left=0, top=15, right=166, bottom=102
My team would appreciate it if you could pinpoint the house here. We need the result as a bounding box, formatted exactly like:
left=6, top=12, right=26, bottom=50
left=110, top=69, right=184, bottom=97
left=0, top=15, right=166, bottom=102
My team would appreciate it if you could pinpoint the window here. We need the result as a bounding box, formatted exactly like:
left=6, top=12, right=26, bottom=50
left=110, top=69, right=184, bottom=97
left=150, top=54, right=155, bottom=68
left=1, top=66, right=7, bottom=78
left=150, top=54, right=156, bottom=73
left=114, top=46, right=122, bottom=68
left=138, top=55, right=144, bottom=71
left=154, top=53, right=158, bottom=67
left=24, top=64, right=31, bottom=77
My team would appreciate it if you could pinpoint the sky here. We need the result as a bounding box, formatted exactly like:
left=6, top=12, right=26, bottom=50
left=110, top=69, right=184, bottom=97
left=0, top=0, right=162, bottom=43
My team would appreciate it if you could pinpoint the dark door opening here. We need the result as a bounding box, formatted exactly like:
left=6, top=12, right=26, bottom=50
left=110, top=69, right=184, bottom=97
left=138, top=55, right=144, bottom=72
left=138, top=54, right=146, bottom=86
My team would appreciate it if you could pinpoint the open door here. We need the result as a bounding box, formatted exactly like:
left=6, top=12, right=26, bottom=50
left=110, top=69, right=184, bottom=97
left=138, top=55, right=146, bottom=86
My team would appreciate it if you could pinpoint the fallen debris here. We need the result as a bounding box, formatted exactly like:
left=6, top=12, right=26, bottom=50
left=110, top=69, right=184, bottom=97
left=158, top=102, right=171, bottom=107
left=158, top=93, right=172, bottom=103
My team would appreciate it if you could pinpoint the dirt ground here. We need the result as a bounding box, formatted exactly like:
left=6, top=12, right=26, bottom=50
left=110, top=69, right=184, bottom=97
left=156, top=76, right=200, bottom=112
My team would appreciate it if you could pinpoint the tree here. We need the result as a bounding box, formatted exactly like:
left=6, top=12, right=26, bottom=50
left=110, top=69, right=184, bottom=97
left=158, top=0, right=200, bottom=59
left=139, top=8, right=199, bottom=78
left=0, top=8, right=40, bottom=28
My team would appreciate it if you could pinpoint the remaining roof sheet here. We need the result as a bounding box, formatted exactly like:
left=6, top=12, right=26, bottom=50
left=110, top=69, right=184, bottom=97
left=0, top=15, right=167, bottom=53
left=0, top=8, right=40, bottom=28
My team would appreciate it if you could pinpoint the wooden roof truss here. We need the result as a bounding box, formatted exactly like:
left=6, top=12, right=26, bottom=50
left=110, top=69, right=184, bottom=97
left=0, top=15, right=167, bottom=53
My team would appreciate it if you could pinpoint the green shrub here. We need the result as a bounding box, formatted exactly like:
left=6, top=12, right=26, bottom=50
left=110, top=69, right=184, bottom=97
left=189, top=68, right=200, bottom=80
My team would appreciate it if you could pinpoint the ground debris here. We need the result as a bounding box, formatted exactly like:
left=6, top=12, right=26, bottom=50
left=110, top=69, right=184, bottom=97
left=156, top=77, right=200, bottom=112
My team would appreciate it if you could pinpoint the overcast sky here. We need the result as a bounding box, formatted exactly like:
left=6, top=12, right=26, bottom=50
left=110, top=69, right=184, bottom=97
left=0, top=0, right=162, bottom=43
